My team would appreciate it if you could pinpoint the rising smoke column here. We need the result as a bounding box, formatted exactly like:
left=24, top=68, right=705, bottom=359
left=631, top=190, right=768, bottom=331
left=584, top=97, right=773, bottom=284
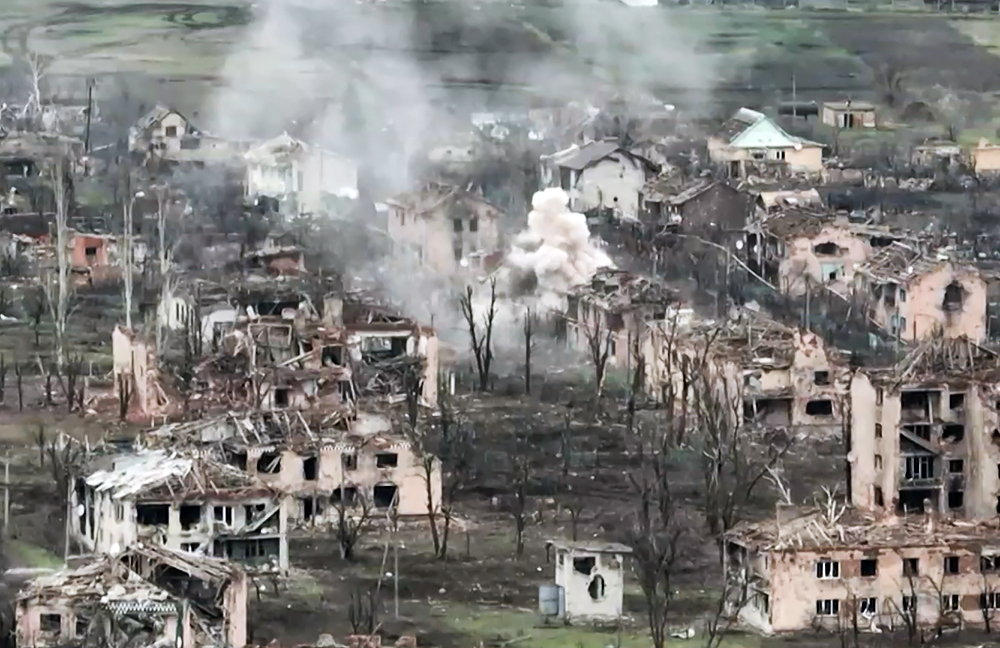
left=506, top=187, right=613, bottom=312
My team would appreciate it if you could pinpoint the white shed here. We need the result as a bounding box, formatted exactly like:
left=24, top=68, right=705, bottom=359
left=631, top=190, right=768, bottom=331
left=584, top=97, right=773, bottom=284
left=545, top=539, right=632, bottom=623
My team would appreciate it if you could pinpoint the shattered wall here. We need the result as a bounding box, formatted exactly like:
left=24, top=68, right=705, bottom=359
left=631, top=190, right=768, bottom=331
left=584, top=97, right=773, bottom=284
left=571, top=154, right=650, bottom=221
left=777, top=226, right=872, bottom=297
left=553, top=548, right=627, bottom=623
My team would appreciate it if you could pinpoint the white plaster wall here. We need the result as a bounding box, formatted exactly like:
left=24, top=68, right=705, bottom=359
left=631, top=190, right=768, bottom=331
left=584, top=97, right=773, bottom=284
left=554, top=550, right=626, bottom=622
left=573, top=155, right=647, bottom=220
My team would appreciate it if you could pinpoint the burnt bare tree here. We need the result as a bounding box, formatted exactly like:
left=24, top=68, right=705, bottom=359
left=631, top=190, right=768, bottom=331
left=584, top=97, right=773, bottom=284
left=523, top=307, right=535, bottom=396
left=503, top=431, right=532, bottom=559
left=117, top=373, right=132, bottom=422
left=625, top=419, right=689, bottom=648
left=43, top=157, right=71, bottom=373
left=22, top=288, right=45, bottom=349
left=347, top=585, right=378, bottom=635
left=459, top=278, right=497, bottom=392
left=334, top=493, right=374, bottom=561
left=14, top=363, right=22, bottom=412
left=581, top=312, right=613, bottom=406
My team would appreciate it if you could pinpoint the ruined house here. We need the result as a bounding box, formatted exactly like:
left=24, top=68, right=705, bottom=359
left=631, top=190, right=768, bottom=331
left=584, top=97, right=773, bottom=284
left=850, top=338, right=1000, bottom=518
left=113, top=326, right=173, bottom=421
left=543, top=139, right=659, bottom=221
left=244, top=133, right=358, bottom=216
left=639, top=173, right=750, bottom=234
left=855, top=243, right=988, bottom=342
left=17, top=544, right=248, bottom=648
left=386, top=182, right=503, bottom=276
left=745, top=210, right=903, bottom=297
left=709, top=108, right=823, bottom=178
left=566, top=268, right=677, bottom=369
left=642, top=312, right=849, bottom=434
left=544, top=540, right=631, bottom=624
left=69, top=232, right=119, bottom=284
left=971, top=139, right=1000, bottom=173
left=148, top=410, right=441, bottom=524
left=724, top=507, right=1000, bottom=634
left=70, top=449, right=289, bottom=571
left=821, top=101, right=877, bottom=130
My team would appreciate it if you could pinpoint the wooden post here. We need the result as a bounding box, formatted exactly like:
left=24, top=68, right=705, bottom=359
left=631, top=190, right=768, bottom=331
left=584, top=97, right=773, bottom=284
left=3, top=453, right=8, bottom=538
left=393, top=541, right=400, bottom=618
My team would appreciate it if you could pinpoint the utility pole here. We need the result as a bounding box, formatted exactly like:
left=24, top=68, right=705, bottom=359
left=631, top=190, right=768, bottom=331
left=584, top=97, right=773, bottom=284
left=84, top=79, right=93, bottom=154
left=792, top=73, right=797, bottom=120
left=3, top=452, right=9, bottom=538
left=393, top=540, right=400, bottom=618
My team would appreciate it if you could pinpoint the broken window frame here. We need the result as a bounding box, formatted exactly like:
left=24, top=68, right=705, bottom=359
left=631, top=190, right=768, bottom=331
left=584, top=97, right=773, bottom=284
left=805, top=399, right=834, bottom=417
left=903, top=455, right=934, bottom=481
left=858, top=597, right=877, bottom=616
left=375, top=452, right=399, bottom=468
left=813, top=370, right=831, bottom=386
left=945, top=556, right=960, bottom=575
left=815, top=599, right=840, bottom=616
left=39, top=613, right=61, bottom=635
left=903, top=557, right=919, bottom=576
left=816, top=559, right=840, bottom=580
left=342, top=452, right=358, bottom=471
left=860, top=558, right=877, bottom=578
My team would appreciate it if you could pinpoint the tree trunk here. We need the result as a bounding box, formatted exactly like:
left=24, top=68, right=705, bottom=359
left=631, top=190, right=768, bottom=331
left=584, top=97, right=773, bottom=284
left=53, top=159, right=69, bottom=373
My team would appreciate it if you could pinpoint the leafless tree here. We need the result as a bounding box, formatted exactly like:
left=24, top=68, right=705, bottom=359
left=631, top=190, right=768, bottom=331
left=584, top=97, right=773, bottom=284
left=23, top=288, right=45, bottom=349
left=14, top=363, right=23, bottom=412
left=348, top=585, right=378, bottom=635
left=334, top=493, right=374, bottom=561
left=459, top=279, right=497, bottom=392
left=875, top=62, right=907, bottom=109
left=704, top=574, right=746, bottom=648
left=504, top=432, right=531, bottom=558
left=581, top=313, right=613, bottom=405
left=523, top=307, right=535, bottom=396
left=981, top=571, right=997, bottom=634
left=434, top=390, right=473, bottom=560
left=625, top=418, right=689, bottom=648
left=18, top=53, right=48, bottom=123
left=117, top=373, right=132, bottom=422
left=153, top=185, right=187, bottom=354
left=44, top=157, right=71, bottom=372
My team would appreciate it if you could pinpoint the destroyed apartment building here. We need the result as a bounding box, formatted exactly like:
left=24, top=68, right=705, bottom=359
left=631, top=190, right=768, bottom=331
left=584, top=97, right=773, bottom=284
left=70, top=449, right=289, bottom=570
left=566, top=268, right=678, bottom=369
left=17, top=544, right=248, bottom=648
left=146, top=410, right=441, bottom=523
left=850, top=337, right=1000, bottom=518
left=642, top=311, right=849, bottom=433
left=724, top=507, right=1000, bottom=634
left=855, top=242, right=988, bottom=342
left=117, top=289, right=440, bottom=420
left=744, top=208, right=905, bottom=297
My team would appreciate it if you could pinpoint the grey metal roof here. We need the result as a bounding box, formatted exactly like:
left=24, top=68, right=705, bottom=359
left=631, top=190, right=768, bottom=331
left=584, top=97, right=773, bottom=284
left=555, top=140, right=622, bottom=170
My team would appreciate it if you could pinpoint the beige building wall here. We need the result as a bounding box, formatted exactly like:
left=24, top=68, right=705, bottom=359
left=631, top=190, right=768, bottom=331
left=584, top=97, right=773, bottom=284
left=387, top=200, right=501, bottom=276
left=779, top=227, right=872, bottom=296
left=708, top=140, right=823, bottom=173
left=973, top=145, right=1000, bottom=173
left=761, top=546, right=1000, bottom=633
left=903, top=267, right=987, bottom=342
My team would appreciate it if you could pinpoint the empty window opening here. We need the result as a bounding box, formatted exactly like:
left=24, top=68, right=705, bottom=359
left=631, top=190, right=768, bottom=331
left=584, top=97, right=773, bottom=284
left=332, top=486, right=358, bottom=505
left=943, top=425, right=964, bottom=443
left=179, top=504, right=201, bottom=531
left=945, top=594, right=960, bottom=611
left=273, top=388, right=290, bottom=408
left=948, top=490, right=964, bottom=509
left=993, top=429, right=1000, bottom=448
left=373, top=483, right=398, bottom=509
left=816, top=559, right=840, bottom=579
left=84, top=246, right=97, bottom=260
left=904, top=558, right=919, bottom=576
left=904, top=455, right=934, bottom=480
left=342, top=452, right=358, bottom=471
left=985, top=593, right=1000, bottom=610
left=469, top=217, right=479, bottom=232
left=244, top=503, right=267, bottom=524
left=40, top=614, right=61, bottom=634
left=806, top=400, right=833, bottom=416
left=213, top=506, right=233, bottom=525
left=944, top=281, right=964, bottom=312
left=874, top=487, right=884, bottom=507
left=588, top=575, right=606, bottom=601
left=947, top=459, right=964, bottom=474
left=813, top=242, right=842, bottom=256
left=950, top=393, right=965, bottom=410
left=303, top=455, right=318, bottom=481
left=814, top=371, right=830, bottom=385
left=321, top=346, right=343, bottom=366
left=860, top=559, right=877, bottom=577
left=376, top=452, right=398, bottom=468
left=257, top=452, right=282, bottom=474
left=876, top=389, right=884, bottom=405
left=902, top=595, right=916, bottom=612
left=453, top=244, right=463, bottom=262
left=742, top=398, right=792, bottom=426
left=897, top=489, right=936, bottom=514
left=181, top=542, right=199, bottom=553
left=901, top=390, right=930, bottom=413
left=816, top=599, right=840, bottom=616
left=859, top=597, right=877, bottom=616
left=875, top=454, right=883, bottom=470
left=75, top=615, right=89, bottom=638
left=228, top=451, right=248, bottom=471
left=982, top=555, right=1000, bottom=572
left=165, top=125, right=178, bottom=137
left=574, top=556, right=596, bottom=575
left=945, top=556, right=960, bottom=574
left=875, top=423, right=882, bottom=439
left=214, top=537, right=280, bottom=563
left=453, top=218, right=463, bottom=232
left=302, top=497, right=315, bottom=521
left=904, top=424, right=932, bottom=440
left=136, top=504, right=169, bottom=526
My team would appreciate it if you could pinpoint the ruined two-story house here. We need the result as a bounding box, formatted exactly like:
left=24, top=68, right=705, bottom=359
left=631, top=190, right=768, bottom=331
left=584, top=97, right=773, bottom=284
left=70, top=449, right=289, bottom=571
left=148, top=411, right=441, bottom=524
left=386, top=182, right=503, bottom=276
left=855, top=243, right=988, bottom=342
left=17, top=544, right=248, bottom=648
left=725, top=507, right=1000, bottom=634
left=642, top=311, right=849, bottom=434
left=566, top=268, right=677, bottom=370
left=850, top=337, right=1000, bottom=518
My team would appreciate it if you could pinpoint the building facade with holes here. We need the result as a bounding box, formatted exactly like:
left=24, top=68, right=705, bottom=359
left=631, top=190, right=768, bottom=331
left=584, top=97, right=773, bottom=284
left=232, top=413, right=441, bottom=524
left=545, top=540, right=632, bottom=623
left=850, top=340, right=1000, bottom=519
left=725, top=508, right=1000, bottom=634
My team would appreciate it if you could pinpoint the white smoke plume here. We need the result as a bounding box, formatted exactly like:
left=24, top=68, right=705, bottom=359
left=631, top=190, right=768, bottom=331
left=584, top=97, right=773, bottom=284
left=506, top=187, right=613, bottom=312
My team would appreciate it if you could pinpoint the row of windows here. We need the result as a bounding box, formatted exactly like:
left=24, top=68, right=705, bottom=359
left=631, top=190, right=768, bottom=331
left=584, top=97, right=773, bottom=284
left=817, top=554, right=1000, bottom=579
left=816, top=594, right=996, bottom=617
